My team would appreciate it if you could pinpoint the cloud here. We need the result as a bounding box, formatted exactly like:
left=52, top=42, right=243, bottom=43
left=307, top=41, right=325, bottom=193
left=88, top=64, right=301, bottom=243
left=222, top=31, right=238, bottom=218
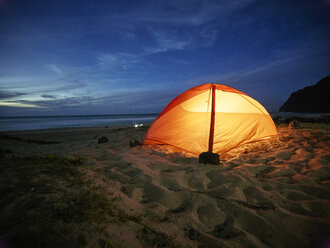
left=144, top=26, right=218, bottom=55
left=145, top=31, right=192, bottom=54
left=199, top=29, right=218, bottom=47
left=178, top=0, right=257, bottom=25
left=121, top=0, right=257, bottom=27
left=47, top=64, right=63, bottom=76
left=41, top=94, right=57, bottom=99
left=0, top=87, right=175, bottom=115
left=95, top=89, right=177, bottom=113
left=0, top=90, right=26, bottom=99
left=2, top=77, right=87, bottom=96
left=12, top=96, right=93, bottom=109
left=0, top=100, right=42, bottom=108
left=94, top=0, right=259, bottom=55
left=1, top=0, right=327, bottom=116
left=242, top=41, right=330, bottom=77
left=97, top=53, right=141, bottom=71
left=55, top=79, right=87, bottom=92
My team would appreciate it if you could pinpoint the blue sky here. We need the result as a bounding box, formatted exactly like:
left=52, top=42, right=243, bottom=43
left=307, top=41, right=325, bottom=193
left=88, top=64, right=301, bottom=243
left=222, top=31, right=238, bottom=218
left=0, top=0, right=329, bottom=116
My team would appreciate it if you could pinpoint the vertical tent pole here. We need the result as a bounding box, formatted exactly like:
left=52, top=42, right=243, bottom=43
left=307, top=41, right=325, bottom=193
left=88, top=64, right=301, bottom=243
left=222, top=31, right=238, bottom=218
left=208, top=84, right=216, bottom=152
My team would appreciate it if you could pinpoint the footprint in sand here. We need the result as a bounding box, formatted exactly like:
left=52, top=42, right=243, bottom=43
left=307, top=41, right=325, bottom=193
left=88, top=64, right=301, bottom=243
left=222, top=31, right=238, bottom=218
left=276, top=150, right=296, bottom=160
left=187, top=174, right=205, bottom=190
left=197, top=203, right=226, bottom=229
left=242, top=186, right=273, bottom=208
left=257, top=166, right=276, bottom=178
left=308, top=166, right=330, bottom=183
left=229, top=206, right=274, bottom=246
left=140, top=183, right=181, bottom=209
left=184, top=228, right=221, bottom=247
left=291, top=148, right=313, bottom=162
left=206, top=170, right=227, bottom=189
left=301, top=201, right=330, bottom=218
left=212, top=216, right=243, bottom=239
left=293, top=185, right=330, bottom=199
left=160, top=176, right=184, bottom=192
left=104, top=169, right=131, bottom=184
left=280, top=190, right=312, bottom=201
left=279, top=200, right=324, bottom=218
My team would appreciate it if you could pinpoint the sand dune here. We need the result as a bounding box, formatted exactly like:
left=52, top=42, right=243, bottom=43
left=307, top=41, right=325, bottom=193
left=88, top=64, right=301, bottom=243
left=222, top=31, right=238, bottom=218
left=0, top=124, right=329, bottom=248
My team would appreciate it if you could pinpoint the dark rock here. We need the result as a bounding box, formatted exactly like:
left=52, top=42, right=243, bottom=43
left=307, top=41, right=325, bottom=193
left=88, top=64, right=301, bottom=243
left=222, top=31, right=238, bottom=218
left=280, top=75, right=330, bottom=113
left=288, top=120, right=298, bottom=129
left=98, top=136, right=109, bottom=144
left=199, top=151, right=220, bottom=165
left=129, top=140, right=141, bottom=147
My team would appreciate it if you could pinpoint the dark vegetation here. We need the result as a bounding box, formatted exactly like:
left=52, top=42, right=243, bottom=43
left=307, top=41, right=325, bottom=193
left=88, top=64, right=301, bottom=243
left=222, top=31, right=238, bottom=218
left=0, top=155, right=112, bottom=248
left=272, top=115, right=330, bottom=130
left=0, top=133, right=60, bottom=144
left=0, top=155, right=175, bottom=248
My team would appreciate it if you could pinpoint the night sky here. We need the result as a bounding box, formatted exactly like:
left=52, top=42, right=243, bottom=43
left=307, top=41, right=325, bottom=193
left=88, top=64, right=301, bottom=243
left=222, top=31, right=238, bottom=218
left=0, top=0, right=329, bottom=116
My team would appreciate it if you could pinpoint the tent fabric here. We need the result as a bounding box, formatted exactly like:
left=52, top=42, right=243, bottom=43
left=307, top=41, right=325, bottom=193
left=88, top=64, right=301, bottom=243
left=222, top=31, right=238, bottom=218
left=144, top=83, right=278, bottom=155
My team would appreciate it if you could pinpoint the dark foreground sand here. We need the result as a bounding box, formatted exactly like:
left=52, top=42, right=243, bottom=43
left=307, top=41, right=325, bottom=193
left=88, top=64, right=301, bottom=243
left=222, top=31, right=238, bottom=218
left=0, top=122, right=329, bottom=248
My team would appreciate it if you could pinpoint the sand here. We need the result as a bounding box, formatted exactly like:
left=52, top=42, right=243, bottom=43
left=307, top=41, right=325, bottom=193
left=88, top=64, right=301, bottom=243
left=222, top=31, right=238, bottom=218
left=0, top=123, right=329, bottom=248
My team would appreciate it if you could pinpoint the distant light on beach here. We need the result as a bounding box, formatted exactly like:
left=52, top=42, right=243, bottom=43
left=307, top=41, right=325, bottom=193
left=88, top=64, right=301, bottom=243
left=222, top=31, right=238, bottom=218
left=134, top=123, right=143, bottom=128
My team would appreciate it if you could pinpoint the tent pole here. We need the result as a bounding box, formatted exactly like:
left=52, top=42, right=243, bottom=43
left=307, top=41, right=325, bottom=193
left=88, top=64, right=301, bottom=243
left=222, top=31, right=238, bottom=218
left=208, top=84, right=216, bottom=152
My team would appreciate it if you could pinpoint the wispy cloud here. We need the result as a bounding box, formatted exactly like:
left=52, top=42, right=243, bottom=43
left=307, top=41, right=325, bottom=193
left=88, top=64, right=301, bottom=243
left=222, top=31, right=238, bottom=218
left=180, top=40, right=330, bottom=91
left=198, top=29, right=218, bottom=48
left=1, top=0, right=328, bottom=116
left=13, top=96, right=93, bottom=109
left=0, top=90, right=26, bottom=99
left=0, top=79, right=86, bottom=97
left=242, top=42, right=329, bottom=77
left=145, top=31, right=192, bottom=54
left=41, top=94, right=57, bottom=99
left=97, top=53, right=141, bottom=71
left=120, top=0, right=258, bottom=27
left=0, top=87, right=175, bottom=114
left=144, top=26, right=218, bottom=55
left=47, top=64, right=64, bottom=76
left=0, top=100, right=42, bottom=108
left=95, top=0, right=259, bottom=55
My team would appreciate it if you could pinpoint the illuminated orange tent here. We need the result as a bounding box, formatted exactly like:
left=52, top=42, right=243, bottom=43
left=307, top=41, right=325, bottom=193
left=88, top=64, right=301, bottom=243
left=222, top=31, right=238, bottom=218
left=144, top=83, right=278, bottom=155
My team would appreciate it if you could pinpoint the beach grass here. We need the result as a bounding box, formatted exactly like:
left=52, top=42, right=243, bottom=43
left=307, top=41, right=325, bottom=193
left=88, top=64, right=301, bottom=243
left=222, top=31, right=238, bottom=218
left=0, top=153, right=177, bottom=248
left=0, top=155, right=118, bottom=248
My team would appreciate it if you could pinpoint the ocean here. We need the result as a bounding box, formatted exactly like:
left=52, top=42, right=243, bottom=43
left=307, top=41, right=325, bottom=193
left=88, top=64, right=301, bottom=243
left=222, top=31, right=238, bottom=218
left=0, top=114, right=158, bottom=131
left=1, top=112, right=327, bottom=132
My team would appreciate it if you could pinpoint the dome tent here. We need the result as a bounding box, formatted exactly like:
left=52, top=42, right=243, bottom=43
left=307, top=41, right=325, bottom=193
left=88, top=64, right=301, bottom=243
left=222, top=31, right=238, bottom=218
left=144, top=83, right=278, bottom=155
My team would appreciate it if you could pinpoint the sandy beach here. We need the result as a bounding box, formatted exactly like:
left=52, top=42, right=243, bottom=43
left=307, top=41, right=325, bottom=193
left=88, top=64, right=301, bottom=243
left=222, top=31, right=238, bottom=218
left=0, top=121, right=329, bottom=248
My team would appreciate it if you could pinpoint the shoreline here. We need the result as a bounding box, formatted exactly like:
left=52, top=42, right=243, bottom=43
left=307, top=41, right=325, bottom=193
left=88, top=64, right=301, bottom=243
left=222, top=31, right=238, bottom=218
left=1, top=124, right=140, bottom=135
left=0, top=113, right=329, bottom=133
left=0, top=114, right=156, bottom=132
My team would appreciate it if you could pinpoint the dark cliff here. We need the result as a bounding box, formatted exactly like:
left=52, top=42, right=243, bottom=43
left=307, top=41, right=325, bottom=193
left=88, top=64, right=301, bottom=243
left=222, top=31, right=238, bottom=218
left=279, top=76, right=330, bottom=113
